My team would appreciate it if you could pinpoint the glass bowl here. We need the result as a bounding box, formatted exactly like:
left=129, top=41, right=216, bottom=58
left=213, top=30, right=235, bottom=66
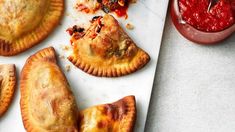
left=170, top=0, right=235, bottom=44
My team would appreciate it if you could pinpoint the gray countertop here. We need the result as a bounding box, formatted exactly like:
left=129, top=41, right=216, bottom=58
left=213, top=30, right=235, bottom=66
left=145, top=12, right=235, bottom=132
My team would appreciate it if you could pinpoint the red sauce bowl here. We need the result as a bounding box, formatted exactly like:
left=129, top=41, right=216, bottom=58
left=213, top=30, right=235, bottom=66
left=170, top=0, right=235, bottom=44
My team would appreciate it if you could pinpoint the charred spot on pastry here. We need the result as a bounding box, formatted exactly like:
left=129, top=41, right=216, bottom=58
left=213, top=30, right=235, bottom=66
left=104, top=100, right=128, bottom=121
left=97, top=120, right=108, bottom=128
left=0, top=75, right=3, bottom=85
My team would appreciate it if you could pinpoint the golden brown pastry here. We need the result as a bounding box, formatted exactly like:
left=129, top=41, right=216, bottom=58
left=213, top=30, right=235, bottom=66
left=0, top=0, right=64, bottom=56
left=67, top=14, right=150, bottom=77
left=0, top=64, right=16, bottom=117
left=79, top=96, right=136, bottom=132
left=20, top=47, right=79, bottom=132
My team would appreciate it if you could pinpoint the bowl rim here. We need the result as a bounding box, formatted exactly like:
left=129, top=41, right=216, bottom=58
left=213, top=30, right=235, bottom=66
left=172, top=0, right=235, bottom=33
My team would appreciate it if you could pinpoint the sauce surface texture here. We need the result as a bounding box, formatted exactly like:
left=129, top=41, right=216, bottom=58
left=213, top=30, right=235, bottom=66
left=179, top=0, right=235, bottom=32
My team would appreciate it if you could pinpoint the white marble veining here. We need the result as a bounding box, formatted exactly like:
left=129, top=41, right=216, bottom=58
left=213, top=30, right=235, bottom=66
left=145, top=13, right=235, bottom=132
left=0, top=0, right=169, bottom=131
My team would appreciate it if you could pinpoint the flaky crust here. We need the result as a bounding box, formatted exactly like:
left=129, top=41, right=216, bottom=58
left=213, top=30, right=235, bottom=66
left=0, top=0, right=64, bottom=56
left=20, top=47, right=79, bottom=132
left=0, top=64, right=16, bottom=117
left=68, top=14, right=150, bottom=77
left=79, top=96, right=136, bottom=132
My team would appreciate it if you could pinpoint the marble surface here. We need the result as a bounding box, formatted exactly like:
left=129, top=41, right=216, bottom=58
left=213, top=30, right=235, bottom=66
left=145, top=12, right=235, bottom=132
left=0, top=0, right=169, bottom=131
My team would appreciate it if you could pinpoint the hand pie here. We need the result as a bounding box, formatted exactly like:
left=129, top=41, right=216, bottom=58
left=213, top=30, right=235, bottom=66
left=20, top=47, right=79, bottom=132
left=0, top=0, right=64, bottom=56
left=75, top=0, right=136, bottom=18
left=0, top=64, right=16, bottom=117
left=67, top=14, right=150, bottom=77
left=79, top=95, right=136, bottom=132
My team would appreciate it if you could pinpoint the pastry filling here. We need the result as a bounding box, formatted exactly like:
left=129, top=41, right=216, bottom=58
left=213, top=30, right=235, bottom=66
left=100, top=0, right=129, bottom=18
left=75, top=0, right=130, bottom=18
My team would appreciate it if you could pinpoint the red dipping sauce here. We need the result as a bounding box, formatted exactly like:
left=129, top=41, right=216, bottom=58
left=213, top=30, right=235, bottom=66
left=115, top=6, right=128, bottom=18
left=179, top=0, right=234, bottom=32
left=171, top=0, right=235, bottom=44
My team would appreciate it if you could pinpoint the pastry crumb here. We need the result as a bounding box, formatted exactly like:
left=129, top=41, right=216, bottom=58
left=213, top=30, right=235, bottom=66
left=65, top=65, right=71, bottom=72
left=59, top=55, right=65, bottom=59
left=126, top=23, right=134, bottom=30
left=60, top=45, right=70, bottom=51
left=65, top=12, right=70, bottom=16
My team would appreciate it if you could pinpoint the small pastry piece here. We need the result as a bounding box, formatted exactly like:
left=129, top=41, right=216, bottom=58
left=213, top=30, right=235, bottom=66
left=20, top=47, right=79, bottom=132
left=79, top=96, right=136, bottom=132
left=0, top=0, right=64, bottom=56
left=126, top=23, right=134, bottom=30
left=75, top=0, right=136, bottom=18
left=0, top=64, right=16, bottom=117
left=68, top=14, right=150, bottom=77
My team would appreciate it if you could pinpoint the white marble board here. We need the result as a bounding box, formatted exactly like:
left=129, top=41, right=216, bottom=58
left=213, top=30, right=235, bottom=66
left=0, top=0, right=169, bottom=131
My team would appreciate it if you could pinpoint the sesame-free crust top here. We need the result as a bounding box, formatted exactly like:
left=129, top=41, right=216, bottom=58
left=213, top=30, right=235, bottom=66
left=20, top=47, right=79, bottom=132
left=0, top=0, right=64, bottom=56
left=79, top=96, right=136, bottom=132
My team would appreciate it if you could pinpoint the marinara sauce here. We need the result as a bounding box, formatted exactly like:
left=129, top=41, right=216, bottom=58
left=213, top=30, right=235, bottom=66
left=179, top=0, right=234, bottom=32
left=171, top=0, right=235, bottom=44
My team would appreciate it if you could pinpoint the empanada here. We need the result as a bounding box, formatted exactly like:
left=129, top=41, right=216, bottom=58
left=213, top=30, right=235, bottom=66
left=68, top=14, right=150, bottom=77
left=0, top=64, right=16, bottom=117
left=0, top=0, right=64, bottom=56
left=79, top=95, right=136, bottom=132
left=20, top=47, right=79, bottom=132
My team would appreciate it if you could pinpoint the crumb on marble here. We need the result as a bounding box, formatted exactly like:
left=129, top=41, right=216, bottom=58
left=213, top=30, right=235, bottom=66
left=65, top=65, right=71, bottom=72
left=65, top=12, right=70, bottom=16
left=60, top=45, right=70, bottom=51
left=126, top=23, right=134, bottom=30
left=59, top=55, right=65, bottom=59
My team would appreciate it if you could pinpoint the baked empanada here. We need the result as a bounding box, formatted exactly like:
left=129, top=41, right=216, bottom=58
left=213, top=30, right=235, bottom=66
left=0, top=0, right=64, bottom=56
left=0, top=64, right=16, bottom=117
left=20, top=47, right=79, bottom=132
left=68, top=14, right=150, bottom=77
left=79, top=95, right=136, bottom=132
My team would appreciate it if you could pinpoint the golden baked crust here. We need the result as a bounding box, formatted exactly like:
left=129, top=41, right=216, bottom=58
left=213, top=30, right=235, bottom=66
left=68, top=14, right=150, bottom=77
left=79, top=96, right=136, bottom=132
left=0, top=0, right=64, bottom=56
left=20, top=47, right=79, bottom=132
left=0, top=64, right=16, bottom=117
